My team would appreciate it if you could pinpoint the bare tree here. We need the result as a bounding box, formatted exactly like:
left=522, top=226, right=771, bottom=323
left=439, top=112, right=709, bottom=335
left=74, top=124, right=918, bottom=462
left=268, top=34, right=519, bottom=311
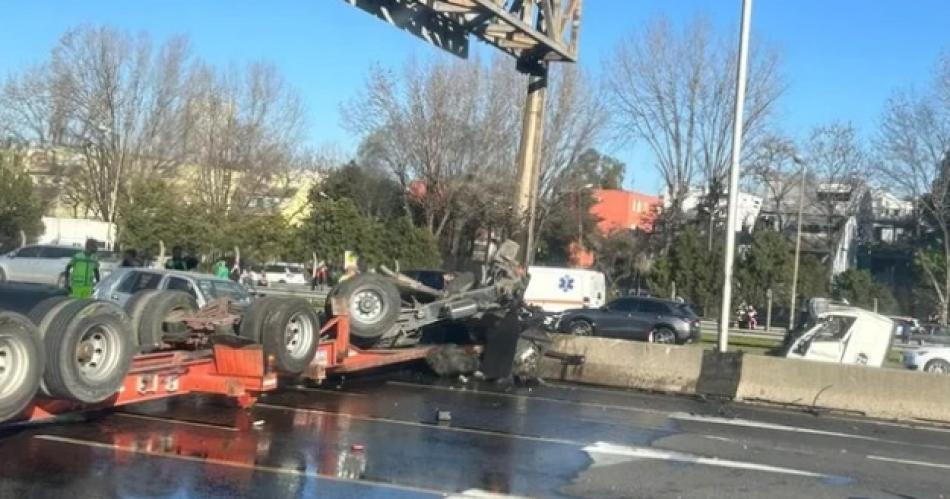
left=877, top=53, right=950, bottom=322
left=53, top=27, right=191, bottom=221
left=343, top=57, right=521, bottom=245
left=531, top=66, right=607, bottom=260
left=803, top=122, right=868, bottom=279
left=746, top=134, right=799, bottom=230
left=182, top=62, right=305, bottom=214
left=1, top=26, right=192, bottom=222
left=604, top=15, right=784, bottom=223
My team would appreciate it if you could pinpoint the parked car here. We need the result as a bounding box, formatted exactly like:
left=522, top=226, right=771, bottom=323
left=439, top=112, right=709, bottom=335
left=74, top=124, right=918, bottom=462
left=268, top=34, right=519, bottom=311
left=0, top=244, right=84, bottom=287
left=556, top=296, right=700, bottom=344
left=263, top=263, right=307, bottom=286
left=93, top=267, right=253, bottom=308
left=902, top=346, right=950, bottom=374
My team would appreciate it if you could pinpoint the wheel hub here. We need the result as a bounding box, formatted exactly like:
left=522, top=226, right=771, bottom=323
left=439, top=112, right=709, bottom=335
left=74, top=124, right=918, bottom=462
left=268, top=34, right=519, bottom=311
left=351, top=290, right=384, bottom=324
left=0, top=337, right=29, bottom=400
left=284, top=312, right=314, bottom=359
left=76, top=325, right=120, bottom=381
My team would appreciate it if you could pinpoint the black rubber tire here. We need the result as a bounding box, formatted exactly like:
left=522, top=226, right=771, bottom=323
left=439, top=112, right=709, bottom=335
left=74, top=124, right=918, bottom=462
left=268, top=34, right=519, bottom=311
left=260, top=298, right=321, bottom=374
left=0, top=312, right=44, bottom=423
left=568, top=319, right=593, bottom=336
left=651, top=326, right=678, bottom=344
left=124, top=290, right=163, bottom=352
left=135, top=291, right=198, bottom=351
left=42, top=299, right=134, bottom=403
left=28, top=296, right=71, bottom=326
left=924, top=359, right=950, bottom=374
left=330, top=274, right=400, bottom=345
left=238, top=296, right=284, bottom=343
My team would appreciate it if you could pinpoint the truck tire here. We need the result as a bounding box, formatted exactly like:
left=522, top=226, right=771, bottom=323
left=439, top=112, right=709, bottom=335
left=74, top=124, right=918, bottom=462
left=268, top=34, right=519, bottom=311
left=42, top=299, right=134, bottom=403
left=135, top=291, right=198, bottom=351
left=260, top=298, right=320, bottom=374
left=124, top=290, right=163, bottom=352
left=28, top=296, right=71, bottom=326
left=238, top=296, right=284, bottom=343
left=331, top=274, right=400, bottom=346
left=0, top=312, right=44, bottom=423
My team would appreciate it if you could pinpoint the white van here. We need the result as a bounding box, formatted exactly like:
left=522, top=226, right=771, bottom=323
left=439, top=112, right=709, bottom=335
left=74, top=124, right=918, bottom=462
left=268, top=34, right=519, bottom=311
left=783, top=299, right=895, bottom=367
left=524, top=266, right=606, bottom=314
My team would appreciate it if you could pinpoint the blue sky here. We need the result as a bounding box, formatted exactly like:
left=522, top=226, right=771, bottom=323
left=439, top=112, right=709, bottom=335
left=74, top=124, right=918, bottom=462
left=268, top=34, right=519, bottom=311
left=1, top=1, right=948, bottom=193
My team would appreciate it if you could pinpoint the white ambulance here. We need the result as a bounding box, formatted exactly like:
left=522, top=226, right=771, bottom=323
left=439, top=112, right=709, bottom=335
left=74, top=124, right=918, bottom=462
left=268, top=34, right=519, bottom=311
left=524, top=266, right=606, bottom=314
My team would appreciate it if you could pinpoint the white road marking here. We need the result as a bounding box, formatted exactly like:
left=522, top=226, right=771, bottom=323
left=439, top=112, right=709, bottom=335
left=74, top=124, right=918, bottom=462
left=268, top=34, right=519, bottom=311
left=867, top=454, right=950, bottom=470
left=448, top=490, right=530, bottom=499
left=669, top=412, right=882, bottom=441
left=114, top=412, right=239, bottom=432
left=255, top=403, right=581, bottom=446
left=33, top=434, right=444, bottom=496
left=385, top=380, right=669, bottom=416
left=584, top=441, right=828, bottom=478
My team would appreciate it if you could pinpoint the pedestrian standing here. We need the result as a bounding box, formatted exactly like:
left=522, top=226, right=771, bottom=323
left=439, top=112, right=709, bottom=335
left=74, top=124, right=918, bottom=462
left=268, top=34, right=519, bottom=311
left=213, top=259, right=230, bottom=279
left=166, top=246, right=188, bottom=270
left=120, top=249, right=141, bottom=267
left=65, top=238, right=101, bottom=298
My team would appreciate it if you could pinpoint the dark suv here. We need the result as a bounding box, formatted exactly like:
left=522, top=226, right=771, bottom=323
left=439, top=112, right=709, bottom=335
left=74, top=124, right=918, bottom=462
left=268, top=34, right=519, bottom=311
left=557, top=296, right=701, bottom=344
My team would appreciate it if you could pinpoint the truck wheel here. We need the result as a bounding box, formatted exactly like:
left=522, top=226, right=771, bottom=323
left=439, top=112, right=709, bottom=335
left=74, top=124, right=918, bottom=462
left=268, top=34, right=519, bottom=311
left=332, top=274, right=400, bottom=346
left=238, top=296, right=284, bottom=342
left=42, top=300, right=134, bottom=403
left=28, top=296, right=71, bottom=326
left=124, top=290, right=162, bottom=352
left=135, top=291, right=198, bottom=351
left=260, top=298, right=320, bottom=374
left=0, top=312, right=44, bottom=423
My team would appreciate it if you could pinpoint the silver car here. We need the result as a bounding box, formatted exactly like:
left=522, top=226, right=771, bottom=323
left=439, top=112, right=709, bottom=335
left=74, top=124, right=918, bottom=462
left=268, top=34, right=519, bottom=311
left=0, top=244, right=82, bottom=286
left=93, top=267, right=253, bottom=308
left=0, top=244, right=120, bottom=287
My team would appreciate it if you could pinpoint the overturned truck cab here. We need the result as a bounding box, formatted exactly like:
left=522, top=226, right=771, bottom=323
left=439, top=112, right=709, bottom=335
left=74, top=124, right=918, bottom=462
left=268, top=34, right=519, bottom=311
left=325, top=240, right=527, bottom=349
left=780, top=298, right=896, bottom=368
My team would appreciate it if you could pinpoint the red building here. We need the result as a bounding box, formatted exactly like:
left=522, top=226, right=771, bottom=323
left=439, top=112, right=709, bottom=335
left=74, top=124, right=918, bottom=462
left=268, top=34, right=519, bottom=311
left=590, top=189, right=661, bottom=234
left=568, top=189, right=660, bottom=267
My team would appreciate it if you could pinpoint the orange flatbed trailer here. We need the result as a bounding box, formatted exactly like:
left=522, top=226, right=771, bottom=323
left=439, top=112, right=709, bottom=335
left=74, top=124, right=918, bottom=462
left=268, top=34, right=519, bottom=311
left=12, top=312, right=433, bottom=424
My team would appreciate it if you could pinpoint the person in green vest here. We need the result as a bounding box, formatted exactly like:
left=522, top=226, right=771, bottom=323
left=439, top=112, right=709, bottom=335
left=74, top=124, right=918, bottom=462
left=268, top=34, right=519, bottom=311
left=65, top=238, right=101, bottom=298
left=212, top=259, right=230, bottom=279
left=166, top=246, right=188, bottom=271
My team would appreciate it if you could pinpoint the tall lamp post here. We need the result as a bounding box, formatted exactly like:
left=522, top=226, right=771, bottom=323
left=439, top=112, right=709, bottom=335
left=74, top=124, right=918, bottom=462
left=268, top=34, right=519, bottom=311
left=716, top=0, right=754, bottom=353
left=788, top=156, right=807, bottom=330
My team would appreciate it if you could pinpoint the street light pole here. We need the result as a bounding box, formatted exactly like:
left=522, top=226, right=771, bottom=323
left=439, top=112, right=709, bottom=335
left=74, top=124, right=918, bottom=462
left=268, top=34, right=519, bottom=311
left=788, top=158, right=807, bottom=330
left=716, top=0, right=754, bottom=353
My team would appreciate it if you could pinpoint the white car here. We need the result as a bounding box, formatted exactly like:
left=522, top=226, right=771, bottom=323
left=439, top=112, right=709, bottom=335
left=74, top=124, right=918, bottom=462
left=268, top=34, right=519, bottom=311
left=263, top=263, right=307, bottom=286
left=0, top=244, right=84, bottom=287
left=902, top=346, right=950, bottom=374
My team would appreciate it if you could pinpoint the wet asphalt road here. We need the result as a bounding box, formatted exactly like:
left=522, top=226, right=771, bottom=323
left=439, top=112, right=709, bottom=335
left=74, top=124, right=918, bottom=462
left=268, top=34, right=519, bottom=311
left=2, top=369, right=950, bottom=498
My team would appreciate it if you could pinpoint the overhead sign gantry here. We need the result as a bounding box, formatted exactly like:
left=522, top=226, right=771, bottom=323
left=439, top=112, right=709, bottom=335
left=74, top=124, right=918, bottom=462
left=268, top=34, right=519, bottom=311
left=345, top=0, right=583, bottom=263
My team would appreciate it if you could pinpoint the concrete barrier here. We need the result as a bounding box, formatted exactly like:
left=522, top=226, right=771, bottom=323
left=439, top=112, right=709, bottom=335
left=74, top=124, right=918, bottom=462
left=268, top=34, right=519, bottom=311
left=540, top=334, right=703, bottom=394
left=737, top=355, right=950, bottom=422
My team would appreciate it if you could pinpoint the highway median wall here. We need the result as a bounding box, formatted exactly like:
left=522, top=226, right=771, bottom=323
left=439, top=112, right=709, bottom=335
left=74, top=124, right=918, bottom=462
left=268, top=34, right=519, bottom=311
left=539, top=334, right=703, bottom=394
left=540, top=334, right=950, bottom=423
left=736, top=354, right=950, bottom=422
